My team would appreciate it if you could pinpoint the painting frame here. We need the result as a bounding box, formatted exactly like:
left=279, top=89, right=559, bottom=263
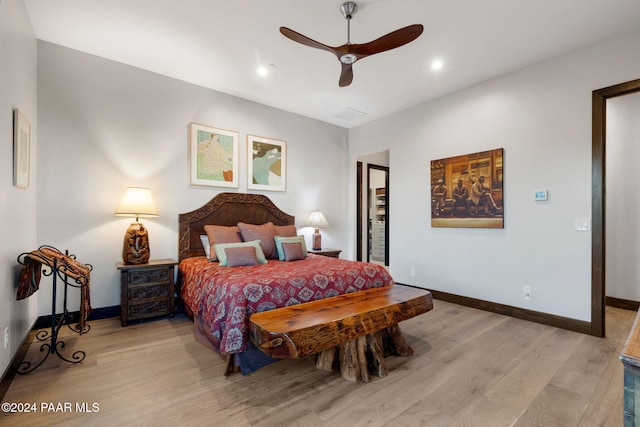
left=189, top=122, right=239, bottom=188
left=430, top=148, right=504, bottom=229
left=13, top=108, right=31, bottom=189
left=247, top=134, right=286, bottom=192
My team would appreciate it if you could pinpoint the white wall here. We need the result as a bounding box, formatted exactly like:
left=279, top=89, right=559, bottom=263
left=606, top=91, right=640, bottom=301
left=0, top=0, right=38, bottom=375
left=36, top=41, right=348, bottom=314
left=348, top=28, right=640, bottom=322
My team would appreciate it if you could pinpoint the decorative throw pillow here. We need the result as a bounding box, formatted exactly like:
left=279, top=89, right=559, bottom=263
left=282, top=242, right=305, bottom=261
left=237, top=222, right=277, bottom=259
left=224, top=246, right=260, bottom=267
left=214, top=240, right=267, bottom=267
left=274, top=235, right=307, bottom=261
left=274, top=224, right=297, bottom=238
left=204, top=225, right=242, bottom=261
left=199, top=235, right=211, bottom=258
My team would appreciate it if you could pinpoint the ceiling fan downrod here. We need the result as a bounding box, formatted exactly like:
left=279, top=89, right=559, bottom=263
left=339, top=2, right=358, bottom=64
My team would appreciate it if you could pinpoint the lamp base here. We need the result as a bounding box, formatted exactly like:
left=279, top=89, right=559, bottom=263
left=312, top=228, right=322, bottom=251
left=122, top=222, right=151, bottom=265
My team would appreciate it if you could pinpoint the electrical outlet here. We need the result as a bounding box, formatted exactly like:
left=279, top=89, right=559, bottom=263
left=410, top=268, right=416, bottom=277
left=523, top=286, right=532, bottom=299
left=3, top=327, right=8, bottom=349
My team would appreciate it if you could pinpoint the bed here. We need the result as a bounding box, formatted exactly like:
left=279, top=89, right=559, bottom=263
left=177, top=192, right=396, bottom=375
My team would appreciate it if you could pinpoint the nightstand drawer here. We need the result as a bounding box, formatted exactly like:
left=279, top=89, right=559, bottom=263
left=127, top=296, right=172, bottom=318
left=127, top=268, right=172, bottom=286
left=128, top=282, right=172, bottom=301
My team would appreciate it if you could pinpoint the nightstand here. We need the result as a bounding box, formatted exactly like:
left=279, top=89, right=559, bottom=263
left=117, top=259, right=177, bottom=327
left=308, top=248, right=342, bottom=258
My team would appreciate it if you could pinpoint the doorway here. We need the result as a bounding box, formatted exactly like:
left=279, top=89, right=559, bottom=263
left=367, top=164, right=389, bottom=266
left=592, top=78, right=640, bottom=337
left=356, top=151, right=389, bottom=266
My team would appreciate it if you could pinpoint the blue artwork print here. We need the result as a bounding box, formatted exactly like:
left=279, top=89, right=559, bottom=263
left=252, top=142, right=282, bottom=186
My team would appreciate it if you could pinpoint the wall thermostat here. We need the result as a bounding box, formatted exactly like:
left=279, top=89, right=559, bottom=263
left=534, top=190, right=548, bottom=201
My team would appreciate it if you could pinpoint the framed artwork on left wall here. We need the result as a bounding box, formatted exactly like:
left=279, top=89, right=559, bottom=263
left=189, top=122, right=239, bottom=188
left=13, top=108, right=31, bottom=189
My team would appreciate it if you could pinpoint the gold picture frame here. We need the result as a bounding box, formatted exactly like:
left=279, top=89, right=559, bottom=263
left=13, top=108, right=31, bottom=189
left=430, top=148, right=504, bottom=229
left=189, top=122, right=239, bottom=188
left=247, top=134, right=286, bottom=192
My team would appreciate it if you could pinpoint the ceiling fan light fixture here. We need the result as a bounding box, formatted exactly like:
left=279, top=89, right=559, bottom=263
left=279, top=1, right=423, bottom=87
left=340, top=53, right=357, bottom=64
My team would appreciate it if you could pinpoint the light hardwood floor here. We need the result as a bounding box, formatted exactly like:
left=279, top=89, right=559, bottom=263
left=1, top=301, right=634, bottom=426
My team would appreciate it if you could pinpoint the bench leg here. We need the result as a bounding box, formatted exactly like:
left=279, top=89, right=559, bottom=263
left=314, top=324, right=413, bottom=382
left=340, top=340, right=363, bottom=382
left=386, top=324, right=414, bottom=357
left=367, top=331, right=388, bottom=378
left=315, top=347, right=336, bottom=371
left=356, top=336, right=370, bottom=383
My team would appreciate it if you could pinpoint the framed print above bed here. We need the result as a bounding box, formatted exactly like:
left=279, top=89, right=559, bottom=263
left=13, top=108, right=31, bottom=189
left=247, top=134, right=286, bottom=192
left=189, top=122, right=239, bottom=188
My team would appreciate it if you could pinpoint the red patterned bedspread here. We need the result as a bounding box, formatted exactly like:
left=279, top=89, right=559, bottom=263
left=180, top=254, right=394, bottom=354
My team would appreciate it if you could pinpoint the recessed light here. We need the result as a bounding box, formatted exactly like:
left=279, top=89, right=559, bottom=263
left=431, top=59, right=444, bottom=71
left=257, top=64, right=276, bottom=77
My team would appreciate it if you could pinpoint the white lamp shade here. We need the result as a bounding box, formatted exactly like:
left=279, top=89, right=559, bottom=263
left=115, top=187, right=159, bottom=218
left=307, top=210, right=329, bottom=228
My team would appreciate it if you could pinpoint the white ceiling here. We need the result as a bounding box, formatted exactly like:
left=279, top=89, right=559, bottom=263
left=24, top=0, right=640, bottom=128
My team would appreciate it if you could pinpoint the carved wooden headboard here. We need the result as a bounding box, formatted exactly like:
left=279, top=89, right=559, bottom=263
left=177, top=192, right=295, bottom=262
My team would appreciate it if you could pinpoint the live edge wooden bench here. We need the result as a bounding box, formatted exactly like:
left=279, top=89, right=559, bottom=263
left=249, top=285, right=433, bottom=382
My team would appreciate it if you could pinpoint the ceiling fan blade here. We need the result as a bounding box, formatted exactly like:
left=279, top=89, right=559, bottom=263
left=351, top=24, right=424, bottom=57
left=339, top=63, right=353, bottom=87
left=279, top=27, right=337, bottom=55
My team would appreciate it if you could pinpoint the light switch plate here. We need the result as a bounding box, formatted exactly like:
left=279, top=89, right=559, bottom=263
left=575, top=218, right=591, bottom=231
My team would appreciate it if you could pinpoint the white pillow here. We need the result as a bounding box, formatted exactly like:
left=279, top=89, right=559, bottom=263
left=200, top=234, right=211, bottom=259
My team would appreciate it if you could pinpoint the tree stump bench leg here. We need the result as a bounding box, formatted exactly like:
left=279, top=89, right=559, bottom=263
left=314, top=323, right=412, bottom=382
left=386, top=323, right=414, bottom=357
left=367, top=330, right=387, bottom=378
left=316, top=347, right=336, bottom=371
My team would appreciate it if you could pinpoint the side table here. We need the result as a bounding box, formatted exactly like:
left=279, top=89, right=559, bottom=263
left=308, top=248, right=342, bottom=258
left=117, top=259, right=177, bottom=326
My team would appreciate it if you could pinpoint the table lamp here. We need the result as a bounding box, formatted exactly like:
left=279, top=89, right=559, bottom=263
left=307, top=210, right=329, bottom=250
left=115, top=187, right=158, bottom=264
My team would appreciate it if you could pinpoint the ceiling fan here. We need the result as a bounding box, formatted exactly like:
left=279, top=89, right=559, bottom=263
left=279, top=1, right=423, bottom=87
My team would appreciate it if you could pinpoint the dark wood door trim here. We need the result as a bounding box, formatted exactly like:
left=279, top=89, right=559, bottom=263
left=592, top=78, right=640, bottom=337
left=356, top=161, right=363, bottom=261
left=367, top=164, right=389, bottom=266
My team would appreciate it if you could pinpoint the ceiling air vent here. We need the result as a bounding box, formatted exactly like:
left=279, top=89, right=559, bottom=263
left=333, top=108, right=368, bottom=121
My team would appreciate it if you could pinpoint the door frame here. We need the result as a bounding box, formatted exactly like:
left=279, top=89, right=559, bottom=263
left=356, top=162, right=363, bottom=261
left=592, top=77, right=640, bottom=337
left=367, top=164, right=389, bottom=265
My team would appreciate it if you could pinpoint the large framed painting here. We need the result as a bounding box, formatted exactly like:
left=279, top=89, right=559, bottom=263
left=13, top=108, right=31, bottom=189
left=247, top=134, right=286, bottom=192
left=430, top=148, right=504, bottom=229
left=189, top=122, right=239, bottom=188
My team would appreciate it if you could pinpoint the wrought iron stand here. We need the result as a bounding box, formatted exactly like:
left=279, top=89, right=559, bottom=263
left=16, top=245, right=92, bottom=374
